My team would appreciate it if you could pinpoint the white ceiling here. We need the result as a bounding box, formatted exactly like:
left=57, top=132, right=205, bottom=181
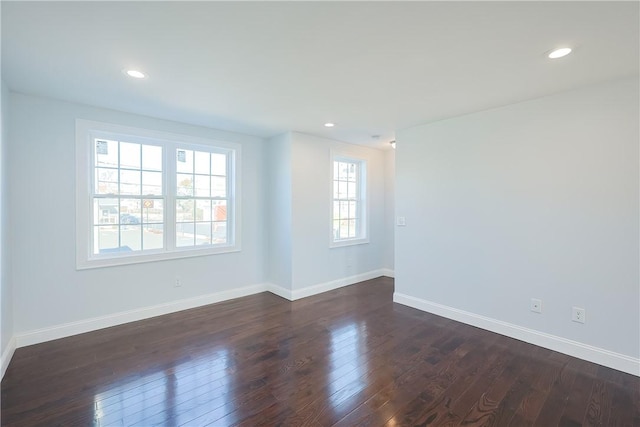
left=2, top=1, right=638, bottom=149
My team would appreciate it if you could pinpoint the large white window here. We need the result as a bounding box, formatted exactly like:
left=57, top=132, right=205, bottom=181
left=76, top=120, right=241, bottom=269
left=331, top=155, right=368, bottom=247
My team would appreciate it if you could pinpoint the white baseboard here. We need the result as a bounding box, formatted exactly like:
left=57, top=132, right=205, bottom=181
left=1, top=336, right=16, bottom=380
left=267, top=269, right=390, bottom=302
left=394, top=292, right=640, bottom=377
left=266, top=282, right=293, bottom=300
left=15, top=283, right=268, bottom=348
left=380, top=268, right=395, bottom=278
left=290, top=269, right=389, bottom=301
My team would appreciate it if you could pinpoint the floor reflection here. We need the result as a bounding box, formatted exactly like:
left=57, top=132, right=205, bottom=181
left=93, top=348, right=231, bottom=425
left=328, top=321, right=368, bottom=407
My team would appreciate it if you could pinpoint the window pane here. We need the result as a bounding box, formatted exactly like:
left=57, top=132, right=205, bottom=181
left=95, top=168, right=118, bottom=194
left=95, top=139, right=118, bottom=167
left=349, top=201, right=357, bottom=219
left=212, top=153, right=226, bottom=176
left=143, top=224, right=163, bottom=250
left=176, top=199, right=194, bottom=222
left=339, top=221, right=349, bottom=239
left=142, top=145, right=162, bottom=171
left=212, top=201, right=227, bottom=221
left=347, top=163, right=357, bottom=182
left=177, top=149, right=193, bottom=173
left=338, top=181, right=348, bottom=199
left=333, top=161, right=340, bottom=180
left=212, top=221, right=227, bottom=244
left=347, top=182, right=357, bottom=199
left=211, top=176, right=226, bottom=198
left=120, top=225, right=141, bottom=251
left=338, top=162, right=348, bottom=180
left=176, top=223, right=195, bottom=247
left=348, top=219, right=357, bottom=238
left=177, top=174, right=193, bottom=196
left=142, top=171, right=162, bottom=195
left=141, top=199, right=163, bottom=223
left=194, top=151, right=210, bottom=175
left=340, top=201, right=349, bottom=219
left=195, top=222, right=212, bottom=245
left=120, top=199, right=141, bottom=225
left=333, top=201, right=340, bottom=221
left=194, top=175, right=210, bottom=197
left=120, top=142, right=141, bottom=169
left=196, top=199, right=212, bottom=222
left=94, top=225, right=119, bottom=254
left=120, top=170, right=141, bottom=195
left=94, top=198, right=118, bottom=225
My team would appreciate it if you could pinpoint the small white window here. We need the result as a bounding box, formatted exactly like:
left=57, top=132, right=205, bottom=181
left=331, top=155, right=368, bottom=247
left=76, top=120, right=241, bottom=269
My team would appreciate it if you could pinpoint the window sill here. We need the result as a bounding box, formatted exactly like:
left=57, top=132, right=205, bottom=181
left=77, top=245, right=241, bottom=270
left=329, top=238, right=369, bottom=249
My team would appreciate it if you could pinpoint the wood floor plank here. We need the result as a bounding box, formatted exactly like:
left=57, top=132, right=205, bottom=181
left=582, top=379, right=611, bottom=427
left=559, top=371, right=596, bottom=426
left=533, top=361, right=577, bottom=426
left=2, top=277, right=638, bottom=427
left=489, top=344, right=548, bottom=426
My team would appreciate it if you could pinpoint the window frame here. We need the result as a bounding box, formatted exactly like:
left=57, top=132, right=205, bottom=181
left=329, top=152, right=369, bottom=248
left=76, top=120, right=241, bottom=269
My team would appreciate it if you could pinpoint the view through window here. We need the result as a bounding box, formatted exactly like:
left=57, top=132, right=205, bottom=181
left=77, top=120, right=240, bottom=268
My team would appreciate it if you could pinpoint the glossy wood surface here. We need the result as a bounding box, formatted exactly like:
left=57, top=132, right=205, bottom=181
left=2, top=277, right=639, bottom=426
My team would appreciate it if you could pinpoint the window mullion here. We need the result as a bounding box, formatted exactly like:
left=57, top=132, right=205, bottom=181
left=165, top=142, right=177, bottom=251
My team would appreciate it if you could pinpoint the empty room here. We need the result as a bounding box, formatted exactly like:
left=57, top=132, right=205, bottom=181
left=0, top=1, right=638, bottom=426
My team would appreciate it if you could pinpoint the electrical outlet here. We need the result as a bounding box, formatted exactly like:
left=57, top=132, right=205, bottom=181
left=572, top=306, right=585, bottom=323
left=175, top=277, right=182, bottom=288
left=397, top=216, right=406, bottom=226
left=530, top=298, right=542, bottom=313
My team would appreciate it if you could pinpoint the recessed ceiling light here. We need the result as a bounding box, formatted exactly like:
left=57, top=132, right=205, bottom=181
left=324, top=123, right=335, bottom=128
left=548, top=47, right=572, bottom=59
left=125, top=69, right=146, bottom=79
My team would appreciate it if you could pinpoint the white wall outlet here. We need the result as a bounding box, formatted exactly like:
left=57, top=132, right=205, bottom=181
left=572, top=306, right=585, bottom=323
left=175, top=277, right=182, bottom=288
left=530, top=298, right=542, bottom=313
left=397, top=216, right=406, bottom=226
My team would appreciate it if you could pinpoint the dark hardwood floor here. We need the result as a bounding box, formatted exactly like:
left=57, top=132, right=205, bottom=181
left=2, top=277, right=639, bottom=426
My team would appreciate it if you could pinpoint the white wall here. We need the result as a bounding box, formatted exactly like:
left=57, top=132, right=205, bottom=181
left=384, top=148, right=395, bottom=272
left=1, top=81, right=13, bottom=360
left=290, top=132, right=388, bottom=289
left=9, top=93, right=266, bottom=335
left=266, top=133, right=293, bottom=289
left=395, top=78, right=639, bottom=365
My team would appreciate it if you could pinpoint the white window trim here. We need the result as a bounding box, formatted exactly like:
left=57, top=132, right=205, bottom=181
left=329, top=151, right=369, bottom=248
left=76, top=119, right=242, bottom=269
